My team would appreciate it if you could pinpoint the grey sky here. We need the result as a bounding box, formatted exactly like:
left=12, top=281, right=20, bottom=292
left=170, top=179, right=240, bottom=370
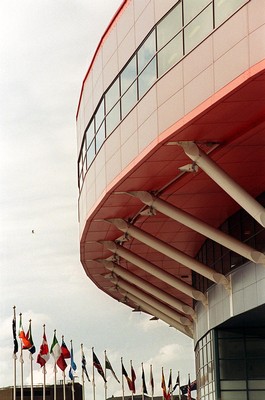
left=0, top=1, right=195, bottom=398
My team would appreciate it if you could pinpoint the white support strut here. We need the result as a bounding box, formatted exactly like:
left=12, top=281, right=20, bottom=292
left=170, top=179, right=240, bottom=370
left=100, top=240, right=207, bottom=305
left=127, top=191, right=265, bottom=265
left=179, top=141, right=265, bottom=227
left=105, top=219, right=230, bottom=289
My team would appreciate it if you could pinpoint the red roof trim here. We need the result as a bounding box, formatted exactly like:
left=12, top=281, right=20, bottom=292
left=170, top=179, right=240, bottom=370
left=76, top=0, right=129, bottom=120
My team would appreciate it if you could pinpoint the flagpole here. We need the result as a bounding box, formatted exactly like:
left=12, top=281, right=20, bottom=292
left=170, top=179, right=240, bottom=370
left=150, top=365, right=154, bottom=400
left=13, top=306, right=18, bottom=400
left=161, top=367, right=163, bottom=400
left=70, top=340, right=75, bottom=400
left=187, top=374, right=191, bottom=400
left=43, top=325, right=47, bottom=400
left=141, top=363, right=144, bottom=400
left=178, top=371, right=180, bottom=400
left=130, top=360, right=134, bottom=400
left=62, top=336, right=66, bottom=400
left=53, top=330, right=57, bottom=400
left=81, top=344, right=85, bottom=400
left=19, top=314, right=24, bottom=400
left=169, top=369, right=172, bottom=400
left=13, top=349, right=17, bottom=400
left=104, top=350, right=107, bottom=400
left=43, top=363, right=46, bottom=400
left=28, top=320, right=34, bottom=400
left=121, top=358, right=125, bottom=400
left=92, top=347, right=96, bottom=400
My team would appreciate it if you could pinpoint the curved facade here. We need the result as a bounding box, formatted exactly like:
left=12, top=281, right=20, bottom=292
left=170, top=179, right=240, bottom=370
left=76, top=1, right=265, bottom=399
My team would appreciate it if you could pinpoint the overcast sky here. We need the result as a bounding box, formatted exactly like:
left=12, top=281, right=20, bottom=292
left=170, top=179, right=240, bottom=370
left=0, top=1, right=195, bottom=398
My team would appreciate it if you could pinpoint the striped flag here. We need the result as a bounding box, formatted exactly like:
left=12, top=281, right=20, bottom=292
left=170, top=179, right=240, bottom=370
left=105, top=352, right=120, bottom=383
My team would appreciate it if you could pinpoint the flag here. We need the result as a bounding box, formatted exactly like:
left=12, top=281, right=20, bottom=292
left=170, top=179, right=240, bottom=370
left=161, top=369, right=170, bottom=400
left=150, top=365, right=154, bottom=395
left=168, top=370, right=172, bottom=392
left=61, top=338, right=71, bottom=359
left=18, top=314, right=32, bottom=350
left=12, top=312, right=18, bottom=355
left=50, top=331, right=67, bottom=371
left=131, top=363, right=136, bottom=393
left=37, top=332, right=50, bottom=367
left=180, top=379, right=196, bottom=394
left=50, top=332, right=61, bottom=362
left=93, top=350, right=106, bottom=382
left=187, top=378, right=191, bottom=400
left=142, top=364, right=148, bottom=394
left=171, top=373, right=179, bottom=393
left=122, top=361, right=134, bottom=391
left=105, top=353, right=120, bottom=383
left=69, top=342, right=77, bottom=380
left=57, top=337, right=70, bottom=372
left=25, top=320, right=36, bottom=354
left=81, top=347, right=90, bottom=382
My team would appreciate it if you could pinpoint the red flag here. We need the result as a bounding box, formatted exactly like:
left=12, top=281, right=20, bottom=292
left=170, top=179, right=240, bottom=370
left=61, top=338, right=71, bottom=359
left=57, top=353, right=67, bottom=371
left=37, top=332, right=50, bottom=367
left=122, top=362, right=134, bottom=391
left=131, top=363, right=136, bottom=393
left=161, top=369, right=170, bottom=400
left=19, top=314, right=31, bottom=349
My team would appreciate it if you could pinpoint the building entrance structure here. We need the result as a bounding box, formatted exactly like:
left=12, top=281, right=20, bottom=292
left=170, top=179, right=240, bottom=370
left=76, top=1, right=265, bottom=399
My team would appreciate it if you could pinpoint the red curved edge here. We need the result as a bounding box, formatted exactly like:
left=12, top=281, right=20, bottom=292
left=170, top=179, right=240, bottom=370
left=76, top=0, right=128, bottom=120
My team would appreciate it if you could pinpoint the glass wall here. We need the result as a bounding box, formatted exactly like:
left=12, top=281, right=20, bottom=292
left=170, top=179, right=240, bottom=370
left=195, top=327, right=265, bottom=399
left=195, top=331, right=216, bottom=399
left=217, top=328, right=265, bottom=399
left=78, top=0, right=249, bottom=190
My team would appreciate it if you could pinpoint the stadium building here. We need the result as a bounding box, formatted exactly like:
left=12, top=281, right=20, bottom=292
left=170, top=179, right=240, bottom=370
left=76, top=1, right=265, bottom=399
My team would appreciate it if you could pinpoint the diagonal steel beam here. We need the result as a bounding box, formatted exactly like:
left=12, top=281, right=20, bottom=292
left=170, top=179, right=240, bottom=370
left=100, top=240, right=207, bottom=305
left=97, top=259, right=196, bottom=318
left=105, top=219, right=230, bottom=289
left=127, top=191, right=265, bottom=265
left=179, top=141, right=265, bottom=227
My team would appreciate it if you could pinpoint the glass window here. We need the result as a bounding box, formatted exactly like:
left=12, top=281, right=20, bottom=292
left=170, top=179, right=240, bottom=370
left=121, top=56, right=137, bottom=95
left=219, top=360, right=246, bottom=379
left=138, top=31, right=156, bottom=73
left=247, top=359, right=265, bottom=379
left=248, top=380, right=265, bottom=390
left=106, top=102, right=120, bottom=136
left=221, top=391, right=247, bottom=400
left=157, top=4, right=182, bottom=50
left=86, top=122, right=95, bottom=149
left=184, top=0, right=212, bottom=24
left=95, top=99, right=105, bottom=132
left=82, top=143, right=87, bottom=171
left=214, top=0, right=247, bottom=27
left=220, top=380, right=246, bottom=390
left=78, top=158, right=83, bottom=182
left=138, top=58, right=156, bottom=98
left=184, top=4, right=213, bottom=54
left=121, top=82, right=137, bottom=118
left=95, top=123, right=105, bottom=152
left=87, top=140, right=95, bottom=166
left=105, top=77, right=120, bottom=113
left=220, top=337, right=238, bottom=355
left=248, top=392, right=265, bottom=400
left=158, top=33, right=183, bottom=77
